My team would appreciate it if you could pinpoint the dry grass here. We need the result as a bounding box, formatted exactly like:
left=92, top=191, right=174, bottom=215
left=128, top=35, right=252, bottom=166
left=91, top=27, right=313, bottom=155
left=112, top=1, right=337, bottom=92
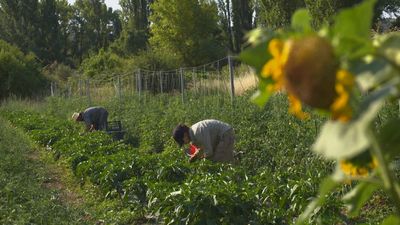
left=65, top=68, right=259, bottom=99
left=191, top=70, right=258, bottom=96
left=234, top=71, right=258, bottom=95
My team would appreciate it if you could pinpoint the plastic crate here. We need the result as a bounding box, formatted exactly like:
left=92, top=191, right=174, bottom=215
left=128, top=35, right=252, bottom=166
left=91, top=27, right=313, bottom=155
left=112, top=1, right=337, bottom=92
left=106, top=121, right=125, bottom=140
left=106, top=121, right=122, bottom=132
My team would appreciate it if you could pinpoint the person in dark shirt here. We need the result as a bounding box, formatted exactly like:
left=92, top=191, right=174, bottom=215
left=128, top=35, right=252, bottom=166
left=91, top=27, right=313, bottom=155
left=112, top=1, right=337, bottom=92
left=72, top=106, right=108, bottom=132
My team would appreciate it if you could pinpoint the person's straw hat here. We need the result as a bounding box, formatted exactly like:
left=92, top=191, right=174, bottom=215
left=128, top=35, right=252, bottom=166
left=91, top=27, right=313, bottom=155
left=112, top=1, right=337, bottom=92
left=72, top=112, right=80, bottom=121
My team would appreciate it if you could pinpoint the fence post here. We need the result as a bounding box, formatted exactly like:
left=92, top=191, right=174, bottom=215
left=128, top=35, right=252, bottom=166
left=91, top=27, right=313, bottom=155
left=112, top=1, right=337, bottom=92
left=137, top=69, right=141, bottom=100
left=68, top=85, right=72, bottom=98
left=180, top=68, right=185, bottom=104
left=192, top=68, right=196, bottom=93
left=134, top=73, right=137, bottom=96
left=159, top=71, right=163, bottom=94
left=50, top=82, right=54, bottom=97
left=118, top=75, right=122, bottom=100
left=228, top=55, right=235, bottom=104
left=79, top=79, right=83, bottom=96
left=86, top=79, right=91, bottom=105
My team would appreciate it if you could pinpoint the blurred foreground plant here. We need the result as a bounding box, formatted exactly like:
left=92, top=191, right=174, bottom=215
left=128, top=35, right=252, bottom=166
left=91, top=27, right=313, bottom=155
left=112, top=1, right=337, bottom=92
left=241, top=0, right=400, bottom=223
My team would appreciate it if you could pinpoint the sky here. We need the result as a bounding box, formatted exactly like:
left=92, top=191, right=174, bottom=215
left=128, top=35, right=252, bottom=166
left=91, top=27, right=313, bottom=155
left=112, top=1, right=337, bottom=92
left=67, top=0, right=121, bottom=10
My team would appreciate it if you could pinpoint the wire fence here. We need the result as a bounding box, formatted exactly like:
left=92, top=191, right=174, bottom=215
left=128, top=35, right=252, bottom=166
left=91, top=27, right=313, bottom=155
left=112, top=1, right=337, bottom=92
left=49, top=56, right=258, bottom=107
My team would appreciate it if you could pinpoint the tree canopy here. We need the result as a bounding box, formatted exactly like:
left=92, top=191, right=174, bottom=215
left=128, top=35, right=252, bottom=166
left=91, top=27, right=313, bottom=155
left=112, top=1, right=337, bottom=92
left=0, top=0, right=398, bottom=82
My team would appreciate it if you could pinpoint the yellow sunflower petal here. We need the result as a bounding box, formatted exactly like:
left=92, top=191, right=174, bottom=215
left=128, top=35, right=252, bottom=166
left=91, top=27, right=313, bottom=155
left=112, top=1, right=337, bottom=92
left=330, top=70, right=354, bottom=122
left=268, top=39, right=284, bottom=58
left=331, top=85, right=349, bottom=112
left=280, top=40, right=292, bottom=65
left=336, top=69, right=354, bottom=87
left=288, top=94, right=310, bottom=120
left=261, top=60, right=275, bottom=78
left=333, top=107, right=352, bottom=122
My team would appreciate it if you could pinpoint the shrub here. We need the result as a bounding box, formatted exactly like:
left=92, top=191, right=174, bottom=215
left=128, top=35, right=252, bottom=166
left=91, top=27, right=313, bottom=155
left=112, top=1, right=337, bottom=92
left=0, top=40, right=47, bottom=99
left=80, top=48, right=126, bottom=78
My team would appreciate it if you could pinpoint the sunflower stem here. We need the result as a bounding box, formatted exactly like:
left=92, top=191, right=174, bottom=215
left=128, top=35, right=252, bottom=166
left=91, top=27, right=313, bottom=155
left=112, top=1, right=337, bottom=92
left=367, top=126, right=400, bottom=213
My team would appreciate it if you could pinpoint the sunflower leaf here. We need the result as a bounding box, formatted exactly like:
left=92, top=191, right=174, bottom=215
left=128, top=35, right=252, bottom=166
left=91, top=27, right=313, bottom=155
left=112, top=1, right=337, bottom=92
left=332, top=0, right=376, bottom=59
left=378, top=118, right=400, bottom=160
left=240, top=29, right=273, bottom=74
left=295, top=177, right=338, bottom=225
left=381, top=215, right=400, bottom=225
left=351, top=57, right=396, bottom=92
left=342, top=181, right=379, bottom=217
left=250, top=78, right=275, bottom=107
left=375, top=32, right=400, bottom=67
left=291, top=9, right=312, bottom=33
left=312, top=86, right=394, bottom=160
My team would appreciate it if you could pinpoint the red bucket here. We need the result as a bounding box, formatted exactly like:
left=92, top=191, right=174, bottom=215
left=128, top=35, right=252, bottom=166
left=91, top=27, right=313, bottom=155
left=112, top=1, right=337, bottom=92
left=186, top=144, right=199, bottom=156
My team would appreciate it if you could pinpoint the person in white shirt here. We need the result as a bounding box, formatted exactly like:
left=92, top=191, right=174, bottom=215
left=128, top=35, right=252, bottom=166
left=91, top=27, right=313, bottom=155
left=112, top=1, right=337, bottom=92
left=172, top=119, right=235, bottom=163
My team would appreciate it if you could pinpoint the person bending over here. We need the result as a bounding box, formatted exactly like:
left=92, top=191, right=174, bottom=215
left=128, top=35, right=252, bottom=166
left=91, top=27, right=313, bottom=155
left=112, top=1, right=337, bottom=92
left=172, top=119, right=235, bottom=163
left=72, top=106, right=108, bottom=132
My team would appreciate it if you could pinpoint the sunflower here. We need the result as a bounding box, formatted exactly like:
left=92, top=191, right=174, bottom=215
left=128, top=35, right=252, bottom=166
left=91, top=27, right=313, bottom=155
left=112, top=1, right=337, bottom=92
left=261, top=38, right=310, bottom=119
left=261, top=35, right=355, bottom=121
left=340, top=156, right=378, bottom=177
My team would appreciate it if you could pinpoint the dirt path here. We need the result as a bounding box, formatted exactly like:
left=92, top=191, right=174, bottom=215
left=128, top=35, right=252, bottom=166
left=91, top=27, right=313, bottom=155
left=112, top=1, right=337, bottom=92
left=29, top=151, right=84, bottom=205
left=0, top=118, right=92, bottom=224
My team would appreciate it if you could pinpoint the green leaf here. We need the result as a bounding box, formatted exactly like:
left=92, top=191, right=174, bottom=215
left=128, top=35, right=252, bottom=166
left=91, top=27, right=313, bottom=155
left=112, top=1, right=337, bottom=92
left=313, top=86, right=396, bottom=160
left=342, top=182, right=379, bottom=217
left=352, top=57, right=396, bottom=92
left=378, top=118, right=400, bottom=160
left=250, top=78, right=275, bottom=107
left=313, top=119, right=370, bottom=160
left=240, top=40, right=270, bottom=74
left=296, top=177, right=339, bottom=225
left=381, top=215, right=400, bottom=225
left=332, top=0, right=377, bottom=59
left=240, top=28, right=275, bottom=74
left=291, top=9, right=312, bottom=33
left=356, top=84, right=399, bottom=119
left=331, top=163, right=348, bottom=182
left=251, top=90, right=272, bottom=107
left=333, top=0, right=376, bottom=41
left=375, top=32, right=400, bottom=67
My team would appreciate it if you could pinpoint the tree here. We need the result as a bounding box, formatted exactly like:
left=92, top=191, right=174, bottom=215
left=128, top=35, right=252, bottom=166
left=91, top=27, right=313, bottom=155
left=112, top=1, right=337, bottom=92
left=149, top=0, right=224, bottom=66
left=304, top=0, right=362, bottom=28
left=37, top=0, right=63, bottom=64
left=112, top=0, right=153, bottom=55
left=254, top=0, right=304, bottom=29
left=0, top=0, right=40, bottom=53
left=69, top=0, right=122, bottom=63
left=254, top=0, right=400, bottom=30
left=55, top=0, right=75, bottom=65
left=231, top=0, right=254, bottom=52
left=0, top=40, right=47, bottom=99
left=0, top=0, right=73, bottom=65
left=217, top=0, right=254, bottom=53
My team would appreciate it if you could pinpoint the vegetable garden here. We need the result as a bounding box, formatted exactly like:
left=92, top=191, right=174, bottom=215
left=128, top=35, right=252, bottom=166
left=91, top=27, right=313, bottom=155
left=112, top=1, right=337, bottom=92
left=0, top=89, right=397, bottom=224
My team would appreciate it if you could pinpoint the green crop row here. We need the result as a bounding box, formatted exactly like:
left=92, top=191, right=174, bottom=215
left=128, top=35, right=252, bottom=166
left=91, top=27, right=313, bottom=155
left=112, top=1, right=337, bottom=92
left=2, top=91, right=395, bottom=224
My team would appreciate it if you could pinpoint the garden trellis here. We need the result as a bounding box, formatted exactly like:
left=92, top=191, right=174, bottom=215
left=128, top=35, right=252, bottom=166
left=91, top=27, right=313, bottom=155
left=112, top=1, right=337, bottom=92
left=49, top=56, right=257, bottom=107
